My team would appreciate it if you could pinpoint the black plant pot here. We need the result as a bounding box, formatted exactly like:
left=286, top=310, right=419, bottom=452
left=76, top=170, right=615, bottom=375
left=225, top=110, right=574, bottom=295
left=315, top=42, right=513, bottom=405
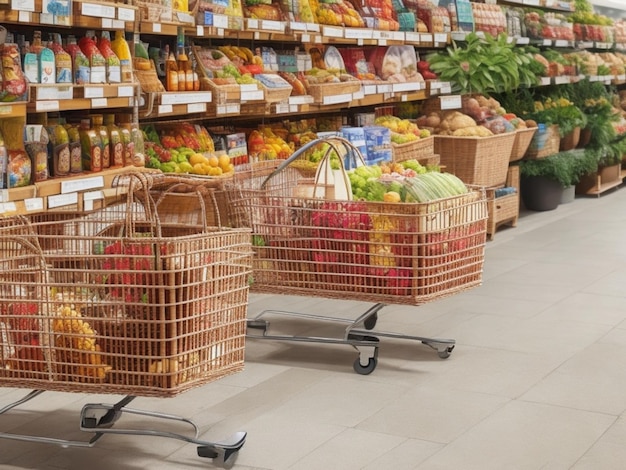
left=521, top=175, right=563, bottom=211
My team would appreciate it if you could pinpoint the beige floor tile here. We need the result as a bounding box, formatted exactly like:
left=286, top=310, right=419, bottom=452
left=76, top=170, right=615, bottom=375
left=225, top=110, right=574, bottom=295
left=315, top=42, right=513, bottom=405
left=356, top=386, right=509, bottom=443
left=288, top=428, right=406, bottom=469
left=362, top=438, right=443, bottom=470
left=571, top=415, right=626, bottom=469
left=417, top=400, right=615, bottom=470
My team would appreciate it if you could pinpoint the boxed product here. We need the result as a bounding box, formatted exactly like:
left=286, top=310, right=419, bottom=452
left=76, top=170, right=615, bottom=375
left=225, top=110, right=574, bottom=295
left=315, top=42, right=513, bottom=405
left=213, top=132, right=248, bottom=166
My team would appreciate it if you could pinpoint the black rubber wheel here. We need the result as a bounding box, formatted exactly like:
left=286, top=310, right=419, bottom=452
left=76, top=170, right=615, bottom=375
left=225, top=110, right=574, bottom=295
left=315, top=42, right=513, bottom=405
left=353, top=357, right=377, bottom=375
left=363, top=312, right=378, bottom=330
left=437, top=347, right=453, bottom=359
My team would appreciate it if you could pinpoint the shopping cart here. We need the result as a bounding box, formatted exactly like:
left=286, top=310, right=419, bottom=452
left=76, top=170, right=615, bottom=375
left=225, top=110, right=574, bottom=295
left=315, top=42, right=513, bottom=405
left=0, top=174, right=252, bottom=466
left=225, top=136, right=488, bottom=374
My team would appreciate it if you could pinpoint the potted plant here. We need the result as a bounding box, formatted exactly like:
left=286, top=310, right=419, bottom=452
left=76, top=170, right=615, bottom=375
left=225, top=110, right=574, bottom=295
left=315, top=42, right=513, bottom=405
left=426, top=32, right=541, bottom=95
left=519, top=149, right=598, bottom=210
left=524, top=96, right=587, bottom=149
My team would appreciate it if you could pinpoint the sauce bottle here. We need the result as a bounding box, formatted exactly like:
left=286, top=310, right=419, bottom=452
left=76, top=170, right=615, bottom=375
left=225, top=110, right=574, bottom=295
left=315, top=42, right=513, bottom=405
left=79, top=118, right=102, bottom=172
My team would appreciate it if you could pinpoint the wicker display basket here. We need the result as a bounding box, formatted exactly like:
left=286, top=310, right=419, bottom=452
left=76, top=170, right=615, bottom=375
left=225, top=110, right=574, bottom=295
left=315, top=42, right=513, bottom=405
left=510, top=127, right=537, bottom=162
left=224, top=137, right=488, bottom=306
left=391, top=136, right=435, bottom=163
left=524, top=124, right=560, bottom=160
left=434, top=132, right=516, bottom=187
left=306, top=80, right=362, bottom=104
left=0, top=176, right=252, bottom=398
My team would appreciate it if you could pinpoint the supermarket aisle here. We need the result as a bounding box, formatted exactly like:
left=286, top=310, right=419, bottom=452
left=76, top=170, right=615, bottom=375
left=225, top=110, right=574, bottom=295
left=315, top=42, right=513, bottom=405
left=2, top=187, right=626, bottom=469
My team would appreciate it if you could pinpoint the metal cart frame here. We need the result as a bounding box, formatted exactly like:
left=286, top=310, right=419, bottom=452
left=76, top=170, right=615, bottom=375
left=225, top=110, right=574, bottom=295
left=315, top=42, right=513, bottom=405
left=0, top=389, right=245, bottom=467
left=247, top=302, right=455, bottom=375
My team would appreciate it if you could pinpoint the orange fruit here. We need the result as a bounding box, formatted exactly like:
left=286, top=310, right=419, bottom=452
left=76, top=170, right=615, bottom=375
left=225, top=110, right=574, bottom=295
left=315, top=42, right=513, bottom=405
left=207, top=155, right=219, bottom=167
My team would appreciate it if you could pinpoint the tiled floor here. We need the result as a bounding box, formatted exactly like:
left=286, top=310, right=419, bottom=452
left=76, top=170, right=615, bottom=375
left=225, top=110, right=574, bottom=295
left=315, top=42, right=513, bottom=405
left=3, top=188, right=626, bottom=469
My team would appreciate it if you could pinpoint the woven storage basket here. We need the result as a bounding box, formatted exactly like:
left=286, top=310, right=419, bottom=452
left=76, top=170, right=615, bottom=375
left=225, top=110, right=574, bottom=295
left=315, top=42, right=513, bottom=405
left=224, top=137, right=488, bottom=306
left=510, top=127, right=537, bottom=162
left=391, top=136, right=435, bottom=162
left=307, top=80, right=362, bottom=104
left=486, top=188, right=519, bottom=239
left=524, top=124, right=560, bottom=159
left=434, top=132, right=516, bottom=187
left=0, top=175, right=252, bottom=398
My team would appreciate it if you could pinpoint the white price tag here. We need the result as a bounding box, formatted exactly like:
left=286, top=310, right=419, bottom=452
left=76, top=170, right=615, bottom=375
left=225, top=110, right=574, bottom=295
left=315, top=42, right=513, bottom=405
left=118, top=7, right=135, bottom=21
left=345, top=29, right=372, bottom=40
left=213, top=14, right=229, bottom=28
left=0, top=202, right=17, bottom=214
left=379, top=39, right=387, bottom=46
left=12, top=0, right=35, bottom=11
left=83, top=190, right=104, bottom=201
left=247, top=19, right=259, bottom=29
left=542, top=39, right=552, bottom=47
left=241, top=90, right=264, bottom=101
left=362, top=84, right=377, bottom=95
left=48, top=192, right=78, bottom=209
left=555, top=40, right=568, bottom=48
left=152, top=23, right=162, bottom=33
left=434, top=33, right=447, bottom=44
left=226, top=103, right=240, bottom=114
left=217, top=28, right=224, bottom=37
left=440, top=83, right=452, bottom=94
left=197, top=26, right=204, bottom=36
left=261, top=20, right=283, bottom=31
left=84, top=87, right=104, bottom=98
left=555, top=76, right=570, bottom=85
left=439, top=95, right=462, bottom=110
left=515, top=37, right=530, bottom=45
left=301, top=34, right=310, bottom=42
left=36, top=100, right=60, bottom=112
left=18, top=11, right=31, bottom=22
left=82, top=3, right=115, bottom=17
left=323, top=93, right=352, bottom=105
left=118, top=86, right=134, bottom=97
left=254, top=32, right=261, bottom=40
left=290, top=21, right=307, bottom=31
left=405, top=32, right=420, bottom=43
left=24, top=198, right=44, bottom=212
left=187, top=103, right=206, bottom=113
left=216, top=105, right=227, bottom=115
left=101, top=18, right=113, bottom=28
left=352, top=89, right=365, bottom=100
left=275, top=103, right=290, bottom=114
left=0, top=189, right=8, bottom=203
left=541, top=77, right=551, bottom=86
left=421, top=33, right=433, bottom=43
left=524, top=0, right=540, bottom=5
left=158, top=104, right=173, bottom=114
left=91, top=98, right=108, bottom=108
left=61, top=176, right=104, bottom=194
left=322, top=26, right=344, bottom=38
left=111, top=19, right=124, bottom=29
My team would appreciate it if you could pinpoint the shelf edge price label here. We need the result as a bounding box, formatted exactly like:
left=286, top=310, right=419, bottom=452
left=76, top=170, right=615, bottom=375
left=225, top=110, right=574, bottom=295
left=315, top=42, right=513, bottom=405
left=61, top=176, right=105, bottom=194
left=36, top=100, right=60, bottom=112
left=12, top=0, right=35, bottom=11
left=118, top=7, right=135, bottom=21
left=48, top=192, right=78, bottom=209
left=91, top=98, right=108, bottom=108
left=24, top=197, right=44, bottom=212
left=82, top=3, right=116, bottom=18
left=118, top=86, right=135, bottom=98
left=439, top=94, right=462, bottom=110
left=84, top=87, right=104, bottom=99
left=0, top=202, right=17, bottom=214
left=18, top=11, right=32, bottom=22
left=187, top=103, right=206, bottom=113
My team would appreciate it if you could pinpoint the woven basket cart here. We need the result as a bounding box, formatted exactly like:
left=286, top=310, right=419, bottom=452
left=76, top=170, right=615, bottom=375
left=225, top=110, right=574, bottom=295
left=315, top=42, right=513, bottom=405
left=0, top=173, right=252, bottom=398
left=224, top=136, right=488, bottom=306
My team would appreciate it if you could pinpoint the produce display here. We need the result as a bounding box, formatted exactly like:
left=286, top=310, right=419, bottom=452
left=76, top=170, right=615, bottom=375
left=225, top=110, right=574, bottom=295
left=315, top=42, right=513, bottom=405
left=374, top=115, right=430, bottom=143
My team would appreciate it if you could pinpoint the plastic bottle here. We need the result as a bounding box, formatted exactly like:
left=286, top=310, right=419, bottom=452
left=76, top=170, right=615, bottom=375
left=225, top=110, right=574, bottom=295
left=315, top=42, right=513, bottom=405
left=104, top=114, right=124, bottom=167
left=0, top=130, right=7, bottom=189
left=65, top=35, right=90, bottom=84
left=31, top=31, right=55, bottom=84
left=176, top=27, right=191, bottom=91
left=118, top=121, right=133, bottom=166
left=79, top=32, right=106, bottom=84
left=91, top=114, right=110, bottom=169
left=79, top=118, right=102, bottom=172
left=46, top=121, right=71, bottom=177
left=98, top=31, right=121, bottom=83
left=111, top=30, right=133, bottom=83
left=65, top=124, right=84, bottom=173
left=48, top=33, right=72, bottom=83
left=166, top=52, right=178, bottom=92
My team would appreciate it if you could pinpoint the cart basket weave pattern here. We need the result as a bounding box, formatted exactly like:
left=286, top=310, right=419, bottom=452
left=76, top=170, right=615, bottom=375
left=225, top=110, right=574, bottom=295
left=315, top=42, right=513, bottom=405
left=228, top=188, right=488, bottom=305
left=0, top=209, right=253, bottom=398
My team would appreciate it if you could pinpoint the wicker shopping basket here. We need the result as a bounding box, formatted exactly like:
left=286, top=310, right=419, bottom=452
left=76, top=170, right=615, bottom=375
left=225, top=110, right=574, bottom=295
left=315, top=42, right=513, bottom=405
left=0, top=174, right=252, bottom=397
left=224, top=136, right=488, bottom=306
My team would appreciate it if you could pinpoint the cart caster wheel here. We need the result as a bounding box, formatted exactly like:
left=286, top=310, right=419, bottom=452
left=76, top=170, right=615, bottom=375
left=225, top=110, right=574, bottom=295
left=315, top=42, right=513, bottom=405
left=197, top=447, right=239, bottom=469
left=353, top=357, right=377, bottom=375
left=437, top=347, right=454, bottom=359
left=363, top=312, right=378, bottom=330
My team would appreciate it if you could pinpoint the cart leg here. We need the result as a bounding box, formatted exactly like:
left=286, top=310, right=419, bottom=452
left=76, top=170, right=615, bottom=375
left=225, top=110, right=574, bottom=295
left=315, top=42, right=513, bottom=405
left=348, top=334, right=379, bottom=375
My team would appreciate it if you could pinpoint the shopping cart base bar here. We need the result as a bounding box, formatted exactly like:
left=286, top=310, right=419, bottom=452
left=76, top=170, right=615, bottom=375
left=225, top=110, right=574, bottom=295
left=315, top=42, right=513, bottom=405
left=247, top=303, right=456, bottom=375
left=0, top=390, right=246, bottom=467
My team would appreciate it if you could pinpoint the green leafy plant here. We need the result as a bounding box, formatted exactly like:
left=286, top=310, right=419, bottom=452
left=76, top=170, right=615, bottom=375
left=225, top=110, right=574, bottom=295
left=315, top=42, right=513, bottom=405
left=520, top=149, right=599, bottom=188
left=427, top=33, right=540, bottom=94
left=525, top=96, right=587, bottom=137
